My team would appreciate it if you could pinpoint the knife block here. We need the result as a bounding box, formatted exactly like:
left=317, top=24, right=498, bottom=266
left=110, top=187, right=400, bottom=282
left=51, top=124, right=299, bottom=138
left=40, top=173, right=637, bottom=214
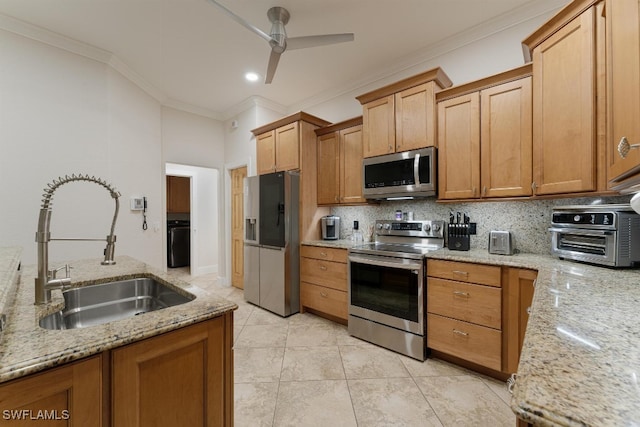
left=447, top=225, right=470, bottom=251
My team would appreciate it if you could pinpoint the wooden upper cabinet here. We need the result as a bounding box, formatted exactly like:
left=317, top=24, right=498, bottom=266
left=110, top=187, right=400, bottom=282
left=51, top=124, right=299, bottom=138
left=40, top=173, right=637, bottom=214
left=524, top=1, right=599, bottom=195
left=361, top=95, right=395, bottom=157
left=357, top=67, right=452, bottom=159
left=396, top=83, right=436, bottom=153
left=315, top=117, right=365, bottom=205
left=438, top=92, right=481, bottom=200
left=340, top=124, right=365, bottom=204
left=607, top=0, right=640, bottom=188
left=275, top=121, right=299, bottom=172
left=437, top=64, right=533, bottom=200
left=481, top=77, right=533, bottom=198
left=317, top=131, right=340, bottom=204
left=252, top=112, right=331, bottom=176
left=256, top=131, right=276, bottom=175
left=166, top=175, right=190, bottom=213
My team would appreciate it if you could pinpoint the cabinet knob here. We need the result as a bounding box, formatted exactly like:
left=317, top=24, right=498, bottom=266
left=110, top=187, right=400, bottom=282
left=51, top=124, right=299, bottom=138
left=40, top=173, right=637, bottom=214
left=319, top=265, right=327, bottom=271
left=320, top=291, right=328, bottom=298
left=618, top=136, right=640, bottom=159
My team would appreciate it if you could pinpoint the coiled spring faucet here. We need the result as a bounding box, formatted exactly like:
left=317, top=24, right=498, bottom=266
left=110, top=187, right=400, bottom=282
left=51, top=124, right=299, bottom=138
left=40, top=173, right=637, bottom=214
left=35, top=174, right=121, bottom=304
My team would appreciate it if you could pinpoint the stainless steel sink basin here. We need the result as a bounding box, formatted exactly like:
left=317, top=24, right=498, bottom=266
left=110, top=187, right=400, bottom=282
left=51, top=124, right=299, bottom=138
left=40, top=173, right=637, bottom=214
left=39, top=277, right=195, bottom=330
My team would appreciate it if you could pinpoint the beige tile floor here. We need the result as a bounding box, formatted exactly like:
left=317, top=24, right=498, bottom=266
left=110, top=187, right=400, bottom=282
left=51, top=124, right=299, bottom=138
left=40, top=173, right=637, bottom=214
left=172, top=269, right=516, bottom=427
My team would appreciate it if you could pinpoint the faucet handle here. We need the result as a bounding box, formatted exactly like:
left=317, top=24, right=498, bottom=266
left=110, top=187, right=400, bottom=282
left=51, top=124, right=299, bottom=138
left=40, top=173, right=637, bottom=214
left=51, top=264, right=72, bottom=279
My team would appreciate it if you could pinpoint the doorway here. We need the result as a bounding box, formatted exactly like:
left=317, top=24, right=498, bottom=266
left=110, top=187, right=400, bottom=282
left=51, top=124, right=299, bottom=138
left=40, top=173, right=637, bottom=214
left=165, top=163, right=220, bottom=277
left=231, top=166, right=247, bottom=289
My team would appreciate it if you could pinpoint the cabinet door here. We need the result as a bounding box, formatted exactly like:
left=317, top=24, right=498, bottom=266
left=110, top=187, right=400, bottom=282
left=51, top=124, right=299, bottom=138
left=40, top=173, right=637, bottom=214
left=112, top=315, right=233, bottom=427
left=532, top=7, right=596, bottom=195
left=437, top=92, right=481, bottom=199
left=0, top=355, right=102, bottom=427
left=481, top=77, right=533, bottom=197
left=340, top=125, right=366, bottom=204
left=257, top=131, right=276, bottom=175
left=317, top=132, right=340, bottom=205
left=362, top=95, right=395, bottom=157
left=166, top=176, right=190, bottom=213
left=607, top=0, right=640, bottom=184
left=395, top=82, right=435, bottom=151
left=275, top=122, right=299, bottom=172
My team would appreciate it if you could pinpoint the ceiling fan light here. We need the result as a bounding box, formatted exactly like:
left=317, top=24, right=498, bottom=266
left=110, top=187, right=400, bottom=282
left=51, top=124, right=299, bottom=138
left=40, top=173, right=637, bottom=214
left=245, top=72, right=260, bottom=82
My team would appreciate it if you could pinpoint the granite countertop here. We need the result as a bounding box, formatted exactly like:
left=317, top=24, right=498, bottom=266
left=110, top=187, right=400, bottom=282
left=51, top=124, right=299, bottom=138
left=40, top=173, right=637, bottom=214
left=309, top=243, right=640, bottom=426
left=0, top=254, right=237, bottom=384
left=302, top=239, right=360, bottom=250
left=0, top=247, right=22, bottom=341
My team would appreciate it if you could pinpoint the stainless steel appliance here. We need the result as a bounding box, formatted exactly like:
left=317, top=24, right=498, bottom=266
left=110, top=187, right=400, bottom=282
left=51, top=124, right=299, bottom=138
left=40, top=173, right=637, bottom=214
left=321, top=215, right=340, bottom=240
left=244, top=172, right=300, bottom=316
left=488, top=230, right=515, bottom=255
left=363, top=147, right=436, bottom=200
left=549, top=204, right=640, bottom=267
left=167, top=220, right=191, bottom=268
left=348, top=219, right=445, bottom=360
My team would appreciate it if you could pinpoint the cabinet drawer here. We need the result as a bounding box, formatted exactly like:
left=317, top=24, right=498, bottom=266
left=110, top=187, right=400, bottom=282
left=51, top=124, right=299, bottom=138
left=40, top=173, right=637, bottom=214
left=301, top=282, right=347, bottom=320
left=301, top=245, right=348, bottom=263
left=427, top=259, right=501, bottom=287
left=300, top=257, right=347, bottom=291
left=427, top=277, right=501, bottom=329
left=427, top=313, right=502, bottom=371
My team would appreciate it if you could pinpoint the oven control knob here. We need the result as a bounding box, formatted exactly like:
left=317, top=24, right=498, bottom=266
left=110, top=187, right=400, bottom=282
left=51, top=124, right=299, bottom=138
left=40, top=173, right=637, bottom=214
left=376, top=223, right=383, bottom=230
left=423, top=224, right=431, bottom=232
left=432, top=223, right=441, bottom=232
left=574, top=215, right=581, bottom=222
left=383, top=223, right=391, bottom=230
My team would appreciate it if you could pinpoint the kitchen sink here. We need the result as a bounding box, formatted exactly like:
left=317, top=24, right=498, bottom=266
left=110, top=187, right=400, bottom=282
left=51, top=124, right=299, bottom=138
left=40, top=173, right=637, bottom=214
left=39, top=277, right=195, bottom=330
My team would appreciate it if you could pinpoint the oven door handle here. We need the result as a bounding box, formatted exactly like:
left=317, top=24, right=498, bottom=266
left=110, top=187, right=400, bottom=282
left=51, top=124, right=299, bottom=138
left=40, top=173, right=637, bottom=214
left=348, top=254, right=422, bottom=271
left=548, top=228, right=614, bottom=236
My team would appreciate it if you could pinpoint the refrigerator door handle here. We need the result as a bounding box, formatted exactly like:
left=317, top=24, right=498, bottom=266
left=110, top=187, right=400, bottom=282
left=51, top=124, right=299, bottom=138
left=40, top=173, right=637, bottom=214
left=260, top=244, right=286, bottom=251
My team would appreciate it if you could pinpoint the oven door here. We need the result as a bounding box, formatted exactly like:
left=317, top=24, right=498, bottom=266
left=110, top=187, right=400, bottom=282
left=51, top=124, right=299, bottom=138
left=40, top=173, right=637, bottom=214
left=348, top=253, right=424, bottom=335
left=549, top=227, right=617, bottom=266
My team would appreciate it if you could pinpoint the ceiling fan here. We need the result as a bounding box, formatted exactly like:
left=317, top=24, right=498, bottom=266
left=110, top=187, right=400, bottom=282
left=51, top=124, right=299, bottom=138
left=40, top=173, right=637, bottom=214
left=206, top=0, right=355, bottom=84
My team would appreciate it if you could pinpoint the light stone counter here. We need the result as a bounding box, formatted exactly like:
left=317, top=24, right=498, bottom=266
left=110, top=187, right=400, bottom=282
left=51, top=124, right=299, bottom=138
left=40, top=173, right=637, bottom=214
left=308, top=243, right=640, bottom=425
left=0, top=247, right=22, bottom=343
left=0, top=254, right=236, bottom=384
left=301, top=239, right=360, bottom=250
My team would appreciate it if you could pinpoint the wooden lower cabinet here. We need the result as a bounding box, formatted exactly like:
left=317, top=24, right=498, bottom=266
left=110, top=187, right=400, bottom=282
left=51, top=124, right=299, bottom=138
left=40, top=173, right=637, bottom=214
left=112, top=314, right=233, bottom=427
left=300, top=245, right=348, bottom=322
left=427, top=313, right=502, bottom=371
left=0, top=355, right=103, bottom=426
left=0, top=314, right=233, bottom=427
left=427, top=259, right=536, bottom=376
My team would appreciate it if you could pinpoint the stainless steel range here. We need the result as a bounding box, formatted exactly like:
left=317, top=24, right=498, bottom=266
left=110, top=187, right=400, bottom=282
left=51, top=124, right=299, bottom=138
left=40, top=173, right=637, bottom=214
left=348, top=219, right=445, bottom=360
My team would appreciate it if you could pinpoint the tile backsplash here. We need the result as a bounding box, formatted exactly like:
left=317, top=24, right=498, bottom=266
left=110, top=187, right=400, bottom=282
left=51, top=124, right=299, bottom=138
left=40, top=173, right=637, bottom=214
left=331, top=195, right=631, bottom=255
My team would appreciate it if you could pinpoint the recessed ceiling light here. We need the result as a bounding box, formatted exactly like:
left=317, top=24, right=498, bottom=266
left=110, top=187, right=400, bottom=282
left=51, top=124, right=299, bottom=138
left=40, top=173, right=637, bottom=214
left=245, top=72, right=260, bottom=82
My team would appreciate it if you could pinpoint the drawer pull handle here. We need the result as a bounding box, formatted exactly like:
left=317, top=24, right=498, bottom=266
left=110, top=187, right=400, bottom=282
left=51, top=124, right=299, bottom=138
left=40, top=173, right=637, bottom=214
left=319, top=265, right=327, bottom=271
left=452, top=329, right=468, bottom=337
left=452, top=270, right=468, bottom=277
left=320, top=252, right=327, bottom=257
left=320, top=291, right=328, bottom=298
left=453, top=291, right=470, bottom=297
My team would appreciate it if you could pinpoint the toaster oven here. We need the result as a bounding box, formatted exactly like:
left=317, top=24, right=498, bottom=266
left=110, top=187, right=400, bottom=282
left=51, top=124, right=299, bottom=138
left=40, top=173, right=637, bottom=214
left=549, top=204, right=640, bottom=267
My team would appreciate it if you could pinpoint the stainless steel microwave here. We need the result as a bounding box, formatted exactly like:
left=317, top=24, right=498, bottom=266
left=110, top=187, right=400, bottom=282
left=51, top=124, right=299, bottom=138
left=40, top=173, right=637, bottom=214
left=363, top=147, right=436, bottom=200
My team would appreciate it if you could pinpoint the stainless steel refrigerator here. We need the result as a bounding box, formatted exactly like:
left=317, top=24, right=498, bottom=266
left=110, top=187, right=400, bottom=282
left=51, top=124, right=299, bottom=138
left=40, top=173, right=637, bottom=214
left=243, top=171, right=300, bottom=317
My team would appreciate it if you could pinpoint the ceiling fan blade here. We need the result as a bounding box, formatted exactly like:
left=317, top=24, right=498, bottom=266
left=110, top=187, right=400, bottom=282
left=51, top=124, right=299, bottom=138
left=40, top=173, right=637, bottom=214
left=286, top=33, right=354, bottom=50
left=205, top=0, right=272, bottom=43
left=265, top=50, right=282, bottom=84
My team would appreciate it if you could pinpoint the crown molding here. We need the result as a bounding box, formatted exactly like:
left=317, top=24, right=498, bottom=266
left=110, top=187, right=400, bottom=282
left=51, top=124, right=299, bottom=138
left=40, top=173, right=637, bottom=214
left=163, top=98, right=224, bottom=120
left=291, top=0, right=568, bottom=113
left=222, top=95, right=287, bottom=120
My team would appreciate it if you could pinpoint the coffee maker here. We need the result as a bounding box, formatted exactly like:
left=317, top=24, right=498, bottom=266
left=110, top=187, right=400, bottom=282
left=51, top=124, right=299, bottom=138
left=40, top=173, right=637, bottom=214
left=321, top=215, right=340, bottom=240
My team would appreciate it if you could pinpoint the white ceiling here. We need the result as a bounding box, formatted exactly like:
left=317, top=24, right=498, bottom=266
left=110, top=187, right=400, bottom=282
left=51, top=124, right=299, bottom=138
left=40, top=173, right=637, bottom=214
left=0, top=0, right=568, bottom=119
